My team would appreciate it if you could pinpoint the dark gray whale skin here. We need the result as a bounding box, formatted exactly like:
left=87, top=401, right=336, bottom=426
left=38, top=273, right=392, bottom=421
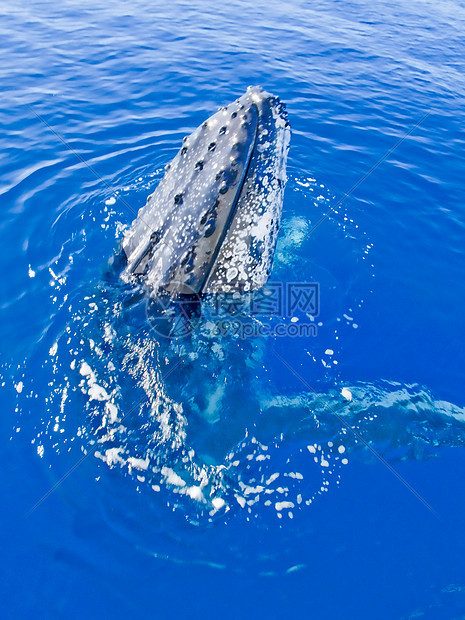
left=122, top=86, right=290, bottom=296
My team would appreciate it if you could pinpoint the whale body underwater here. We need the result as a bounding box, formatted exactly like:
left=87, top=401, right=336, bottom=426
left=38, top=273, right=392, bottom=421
left=121, top=86, right=290, bottom=297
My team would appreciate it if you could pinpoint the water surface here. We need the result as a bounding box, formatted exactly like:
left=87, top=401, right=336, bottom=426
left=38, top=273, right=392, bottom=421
left=1, top=1, right=465, bottom=617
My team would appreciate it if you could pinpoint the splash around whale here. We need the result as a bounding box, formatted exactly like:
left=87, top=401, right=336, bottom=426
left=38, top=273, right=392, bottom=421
left=121, top=86, right=291, bottom=297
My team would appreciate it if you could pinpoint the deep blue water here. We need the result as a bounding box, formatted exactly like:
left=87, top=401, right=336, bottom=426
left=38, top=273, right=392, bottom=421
left=1, top=1, right=465, bottom=617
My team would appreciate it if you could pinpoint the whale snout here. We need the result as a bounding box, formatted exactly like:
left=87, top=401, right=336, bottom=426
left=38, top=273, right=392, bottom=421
left=122, top=87, right=290, bottom=296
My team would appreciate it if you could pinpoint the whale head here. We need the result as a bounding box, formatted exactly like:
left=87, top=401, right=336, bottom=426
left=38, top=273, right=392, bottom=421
left=121, top=86, right=291, bottom=296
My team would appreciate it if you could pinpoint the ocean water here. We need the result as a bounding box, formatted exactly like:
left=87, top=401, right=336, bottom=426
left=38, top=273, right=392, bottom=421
left=1, top=1, right=465, bottom=617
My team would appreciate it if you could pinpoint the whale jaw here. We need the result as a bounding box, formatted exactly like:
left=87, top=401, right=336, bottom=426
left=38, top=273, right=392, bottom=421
left=122, top=86, right=290, bottom=296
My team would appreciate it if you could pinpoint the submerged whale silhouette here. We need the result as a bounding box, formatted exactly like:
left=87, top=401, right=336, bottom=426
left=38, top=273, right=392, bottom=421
left=121, top=86, right=290, bottom=296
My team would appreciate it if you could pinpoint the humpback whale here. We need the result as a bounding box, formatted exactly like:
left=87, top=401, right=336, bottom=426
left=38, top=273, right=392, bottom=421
left=121, top=86, right=290, bottom=297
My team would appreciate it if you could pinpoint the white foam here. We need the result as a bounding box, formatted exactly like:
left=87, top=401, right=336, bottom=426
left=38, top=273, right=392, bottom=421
left=88, top=383, right=109, bottom=402
left=275, top=501, right=294, bottom=511
left=80, top=362, right=93, bottom=378
left=266, top=472, right=280, bottom=485
left=128, top=456, right=149, bottom=470
left=212, top=497, right=225, bottom=510
left=161, top=466, right=186, bottom=487
left=187, top=486, right=204, bottom=501
left=104, top=448, right=124, bottom=466
left=243, top=484, right=264, bottom=496
left=341, top=387, right=353, bottom=401
left=105, top=402, right=118, bottom=423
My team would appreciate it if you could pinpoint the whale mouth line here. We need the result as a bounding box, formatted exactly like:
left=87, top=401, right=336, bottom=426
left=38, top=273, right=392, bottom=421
left=196, top=104, right=259, bottom=295
left=131, top=230, right=162, bottom=276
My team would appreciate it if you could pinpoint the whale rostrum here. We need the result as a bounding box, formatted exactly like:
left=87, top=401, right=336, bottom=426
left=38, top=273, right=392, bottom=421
left=122, top=86, right=290, bottom=296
